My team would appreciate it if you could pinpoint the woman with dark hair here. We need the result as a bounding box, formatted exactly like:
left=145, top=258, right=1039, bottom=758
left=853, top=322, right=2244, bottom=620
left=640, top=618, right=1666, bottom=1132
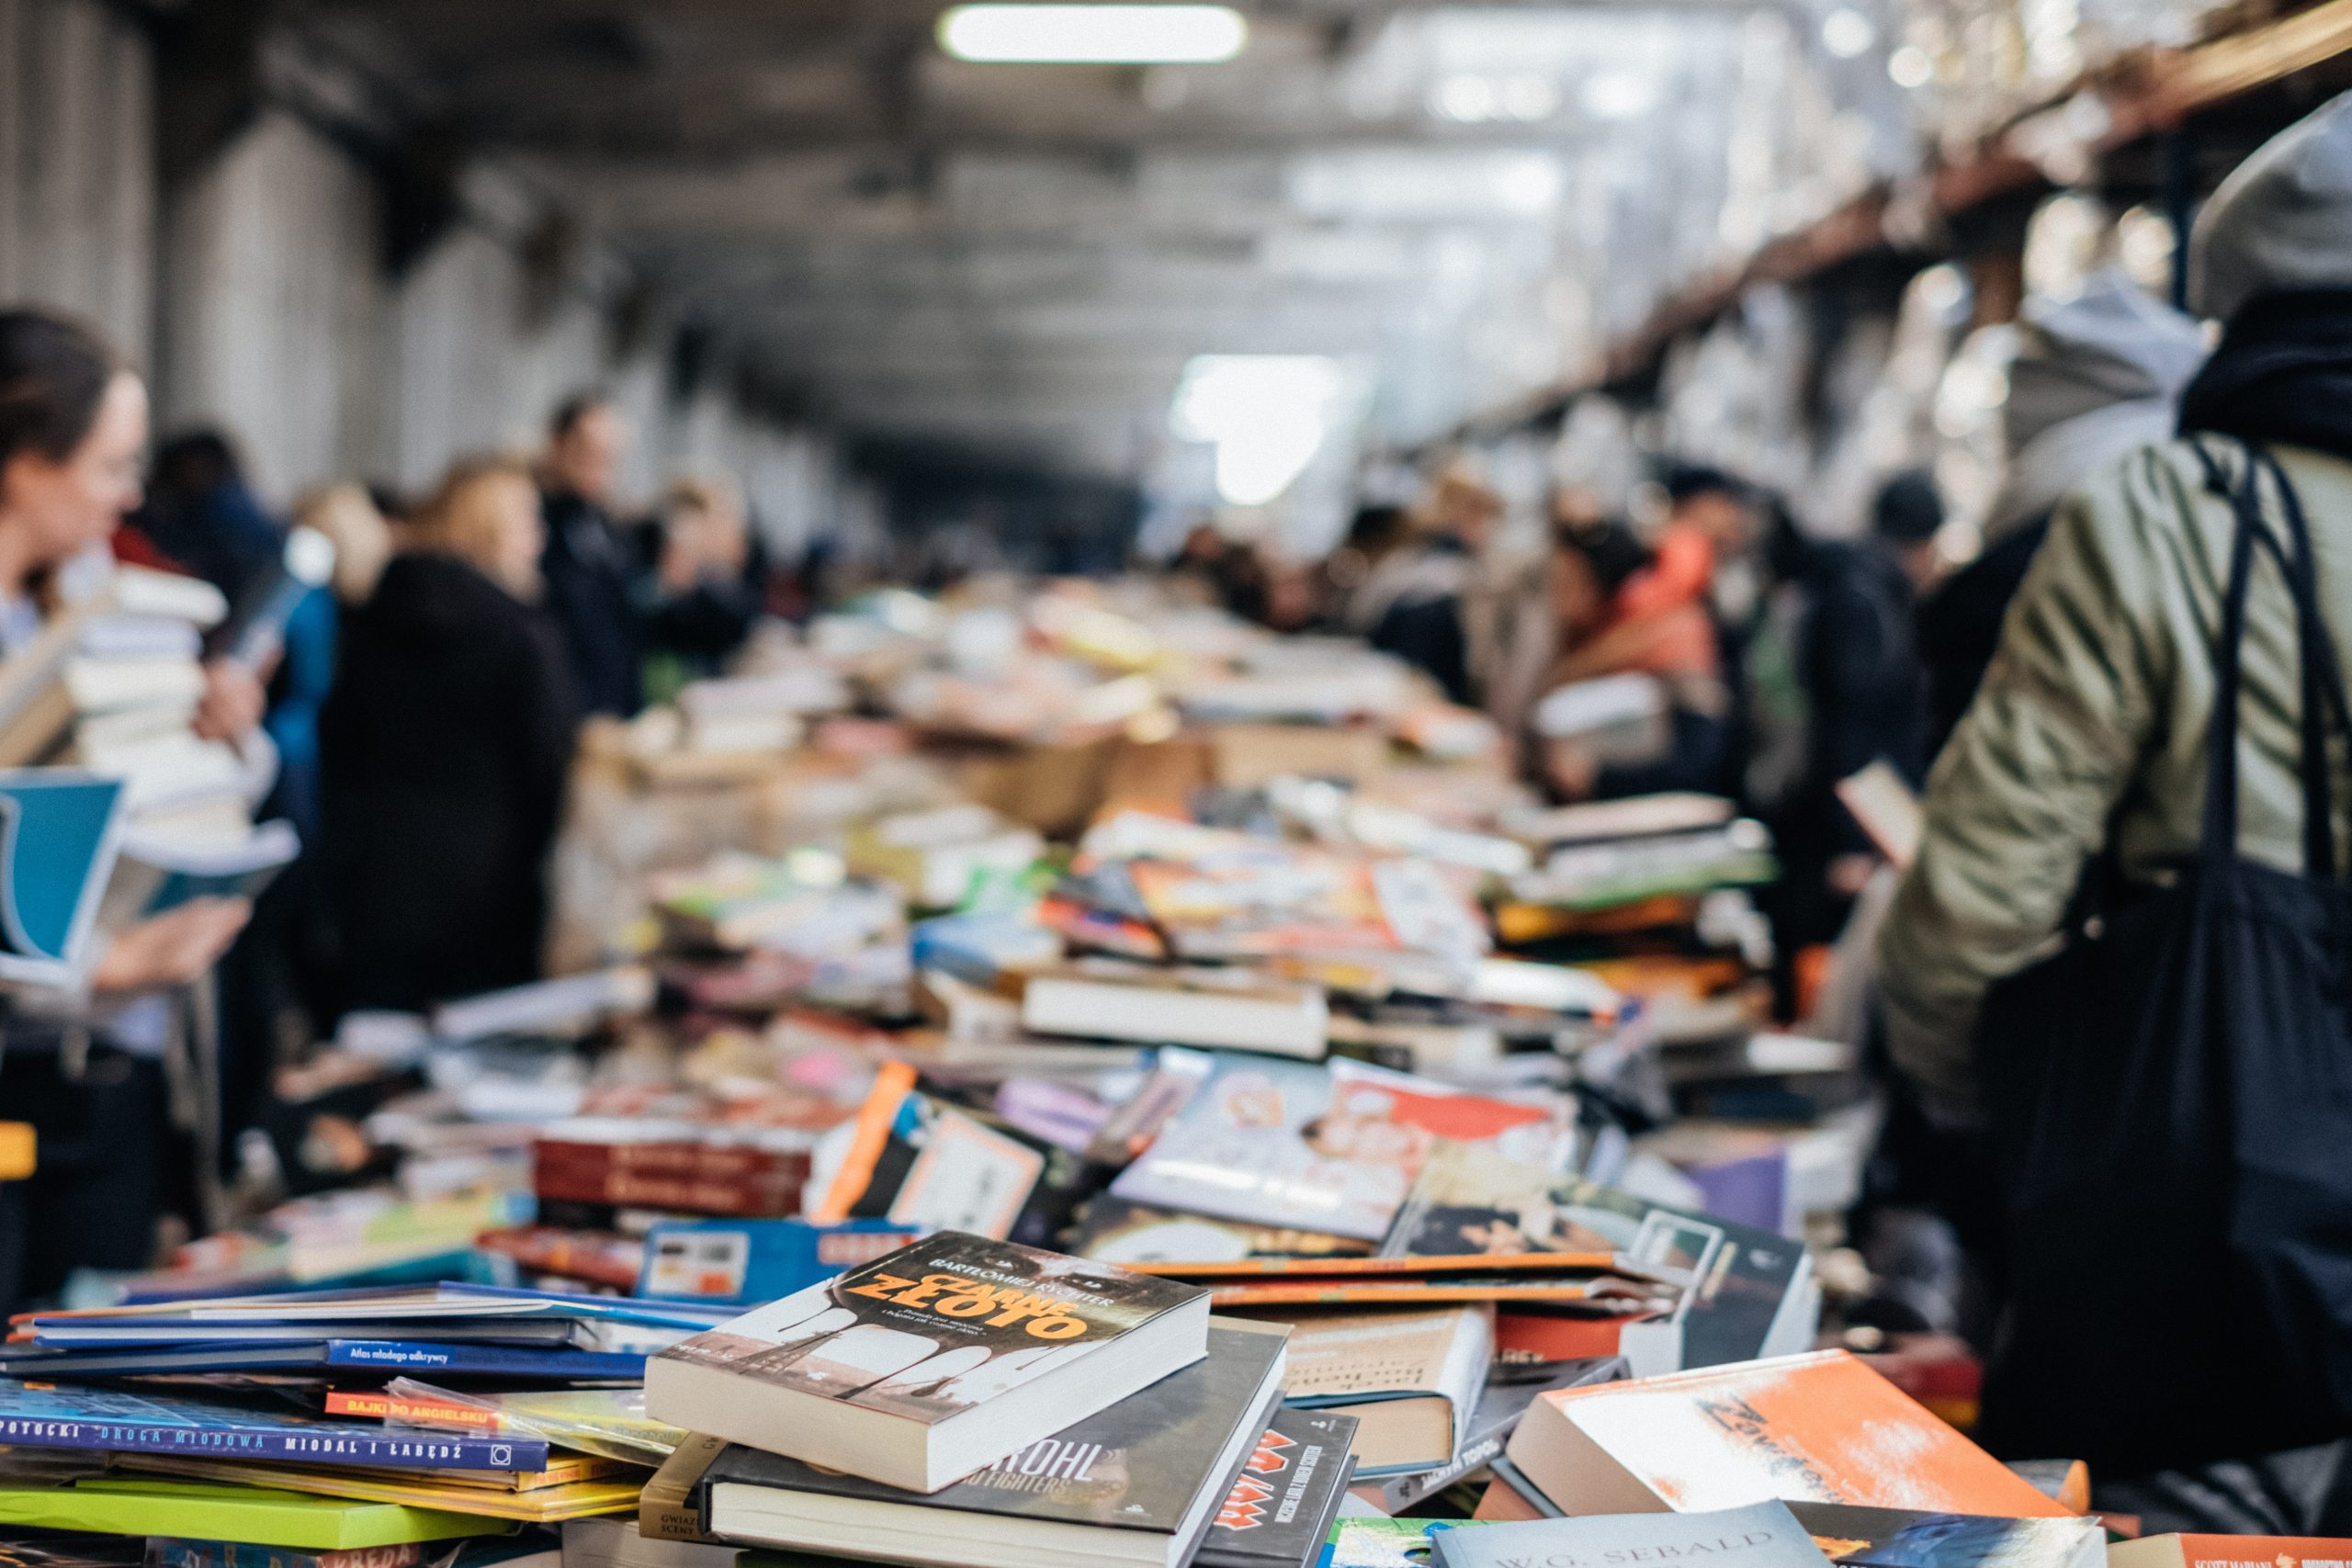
left=0, top=308, right=261, bottom=1308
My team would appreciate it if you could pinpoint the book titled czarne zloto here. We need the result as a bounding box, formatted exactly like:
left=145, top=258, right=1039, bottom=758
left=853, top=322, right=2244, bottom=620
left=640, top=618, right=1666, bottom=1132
left=644, top=1231, right=1210, bottom=1493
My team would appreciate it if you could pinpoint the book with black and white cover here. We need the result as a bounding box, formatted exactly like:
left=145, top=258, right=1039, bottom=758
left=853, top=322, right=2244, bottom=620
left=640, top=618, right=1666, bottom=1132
left=646, top=1231, right=1211, bottom=1493
left=1194, top=1406, right=1359, bottom=1568
left=693, top=1322, right=1285, bottom=1568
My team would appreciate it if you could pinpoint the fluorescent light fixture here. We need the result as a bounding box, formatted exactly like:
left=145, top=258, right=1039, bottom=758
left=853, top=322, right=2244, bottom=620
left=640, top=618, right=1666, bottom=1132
left=937, top=5, right=1248, bottom=64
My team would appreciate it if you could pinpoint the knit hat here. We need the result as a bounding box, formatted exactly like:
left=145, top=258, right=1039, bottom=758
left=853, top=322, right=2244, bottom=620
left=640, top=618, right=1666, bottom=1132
left=2188, top=88, right=2352, bottom=323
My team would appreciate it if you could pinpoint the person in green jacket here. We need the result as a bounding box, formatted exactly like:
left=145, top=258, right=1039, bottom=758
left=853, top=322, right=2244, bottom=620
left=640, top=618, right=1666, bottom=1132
left=1880, top=90, right=2352, bottom=1526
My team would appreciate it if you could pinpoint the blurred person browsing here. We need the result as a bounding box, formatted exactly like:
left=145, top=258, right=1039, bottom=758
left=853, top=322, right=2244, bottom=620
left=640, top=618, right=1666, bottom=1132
left=320, top=456, right=577, bottom=1014
left=537, top=391, right=643, bottom=718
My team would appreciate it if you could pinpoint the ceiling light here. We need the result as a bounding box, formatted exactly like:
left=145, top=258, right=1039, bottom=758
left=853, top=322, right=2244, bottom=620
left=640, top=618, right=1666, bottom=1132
left=1581, top=71, right=1657, bottom=121
left=1431, top=74, right=1499, bottom=121
left=1821, top=8, right=1877, bottom=57
left=1170, top=355, right=1346, bottom=507
left=937, top=5, right=1248, bottom=64
left=1887, top=44, right=1934, bottom=87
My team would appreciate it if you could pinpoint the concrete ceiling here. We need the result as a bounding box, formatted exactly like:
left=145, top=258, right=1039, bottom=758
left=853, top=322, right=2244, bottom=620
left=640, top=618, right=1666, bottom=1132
left=291, top=0, right=1913, bottom=478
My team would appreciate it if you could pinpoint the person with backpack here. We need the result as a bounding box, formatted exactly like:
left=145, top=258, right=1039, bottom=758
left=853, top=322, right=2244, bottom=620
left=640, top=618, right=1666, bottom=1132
left=1879, top=92, right=2352, bottom=1528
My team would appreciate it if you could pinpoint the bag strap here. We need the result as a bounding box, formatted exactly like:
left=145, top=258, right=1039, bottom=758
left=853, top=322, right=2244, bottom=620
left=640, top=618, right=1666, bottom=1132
left=2189, top=438, right=2349, bottom=877
left=2254, top=445, right=2352, bottom=880
left=2195, top=441, right=2265, bottom=864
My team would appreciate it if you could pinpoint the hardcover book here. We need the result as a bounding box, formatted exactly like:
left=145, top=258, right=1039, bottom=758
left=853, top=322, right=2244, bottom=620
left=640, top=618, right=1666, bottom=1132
left=0, top=1382, right=547, bottom=1472
left=644, top=1230, right=1210, bottom=1492
left=1433, top=1500, right=1830, bottom=1568
left=692, top=1323, right=1286, bottom=1568
left=1193, top=1406, right=1360, bottom=1568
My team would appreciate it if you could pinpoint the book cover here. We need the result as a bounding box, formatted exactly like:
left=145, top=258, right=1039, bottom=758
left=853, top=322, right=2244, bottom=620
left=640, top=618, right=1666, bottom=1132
left=2111, top=1539, right=2352, bottom=1568
left=0, top=1382, right=548, bottom=1472
left=1433, top=1500, right=1829, bottom=1568
left=650, top=1231, right=1205, bottom=1427
left=0, top=770, right=127, bottom=986
left=1505, top=1351, right=2071, bottom=1518
left=695, top=1324, right=1284, bottom=1534
left=1329, top=1520, right=1492, bottom=1568
left=0, top=1476, right=500, bottom=1551
left=152, top=1539, right=436, bottom=1568
left=1193, top=1406, right=1359, bottom=1568
left=1785, top=1502, right=2104, bottom=1568
left=1385, top=1144, right=1811, bottom=1371
left=0, top=1341, right=645, bottom=1381
left=119, top=1458, right=642, bottom=1526
left=637, top=1219, right=922, bottom=1306
left=1109, top=1055, right=1570, bottom=1242
left=1065, top=1197, right=1374, bottom=1267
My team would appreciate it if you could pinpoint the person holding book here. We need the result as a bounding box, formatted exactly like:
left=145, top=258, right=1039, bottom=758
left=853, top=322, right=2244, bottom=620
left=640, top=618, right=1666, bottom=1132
left=1533, top=516, right=1729, bottom=803
left=0, top=308, right=266, bottom=1309
left=320, top=455, right=576, bottom=1013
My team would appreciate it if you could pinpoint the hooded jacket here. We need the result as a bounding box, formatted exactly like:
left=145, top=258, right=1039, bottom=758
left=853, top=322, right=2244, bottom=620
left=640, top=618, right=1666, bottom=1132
left=1880, top=90, right=2352, bottom=1121
left=1916, top=274, right=2206, bottom=755
left=320, top=551, right=577, bottom=1011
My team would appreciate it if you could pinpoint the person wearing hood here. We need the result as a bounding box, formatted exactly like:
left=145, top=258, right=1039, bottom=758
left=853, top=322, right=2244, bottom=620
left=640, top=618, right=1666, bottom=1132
left=1915, top=272, right=2206, bottom=756
left=1880, top=91, right=2352, bottom=1521
left=319, top=456, right=576, bottom=1013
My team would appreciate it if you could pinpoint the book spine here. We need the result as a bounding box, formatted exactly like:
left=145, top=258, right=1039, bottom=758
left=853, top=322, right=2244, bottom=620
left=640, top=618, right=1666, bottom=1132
left=1378, top=1430, right=1506, bottom=1512
left=0, top=1412, right=547, bottom=1472
left=531, top=1167, right=801, bottom=1215
left=322, top=1390, right=501, bottom=1429
left=533, top=1141, right=810, bottom=1181
left=322, top=1340, right=646, bottom=1381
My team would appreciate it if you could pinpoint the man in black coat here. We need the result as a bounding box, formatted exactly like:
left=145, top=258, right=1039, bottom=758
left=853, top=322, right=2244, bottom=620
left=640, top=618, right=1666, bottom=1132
left=537, top=392, right=643, bottom=717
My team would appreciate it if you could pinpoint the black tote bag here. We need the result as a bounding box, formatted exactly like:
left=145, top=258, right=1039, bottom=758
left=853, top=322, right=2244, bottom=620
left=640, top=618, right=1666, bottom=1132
left=1974, top=441, right=2352, bottom=1473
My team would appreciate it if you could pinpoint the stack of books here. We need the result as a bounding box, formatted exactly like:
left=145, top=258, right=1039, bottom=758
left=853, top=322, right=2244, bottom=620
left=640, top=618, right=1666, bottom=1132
left=639, top=1231, right=1353, bottom=1568
left=0, top=1286, right=742, bottom=1534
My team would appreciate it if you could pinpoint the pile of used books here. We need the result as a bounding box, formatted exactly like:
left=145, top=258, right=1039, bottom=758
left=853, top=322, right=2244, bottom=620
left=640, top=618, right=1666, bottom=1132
left=1, top=572, right=2213, bottom=1565
left=5, top=1227, right=2328, bottom=1568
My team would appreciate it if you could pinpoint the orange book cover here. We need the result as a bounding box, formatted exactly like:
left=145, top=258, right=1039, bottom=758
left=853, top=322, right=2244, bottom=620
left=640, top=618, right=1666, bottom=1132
left=1508, top=1349, right=2073, bottom=1518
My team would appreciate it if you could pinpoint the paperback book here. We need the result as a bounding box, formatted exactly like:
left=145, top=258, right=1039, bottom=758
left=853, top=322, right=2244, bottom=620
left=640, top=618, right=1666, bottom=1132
left=1109, top=1053, right=1571, bottom=1243
left=1193, top=1406, right=1359, bottom=1568
left=1433, top=1500, right=1829, bottom=1568
left=645, top=1231, right=1210, bottom=1492
left=691, top=1322, right=1286, bottom=1568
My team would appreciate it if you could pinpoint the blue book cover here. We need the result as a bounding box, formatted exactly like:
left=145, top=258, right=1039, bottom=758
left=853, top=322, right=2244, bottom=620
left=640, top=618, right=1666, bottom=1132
left=0, top=1381, right=548, bottom=1472
left=1432, top=1502, right=1826, bottom=1568
left=0, top=1339, right=644, bottom=1382
left=0, top=769, right=126, bottom=986
left=636, top=1218, right=922, bottom=1305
